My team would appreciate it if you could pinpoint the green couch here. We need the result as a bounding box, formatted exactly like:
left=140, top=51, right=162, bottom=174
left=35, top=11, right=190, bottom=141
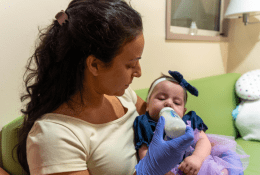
left=0, top=73, right=259, bottom=174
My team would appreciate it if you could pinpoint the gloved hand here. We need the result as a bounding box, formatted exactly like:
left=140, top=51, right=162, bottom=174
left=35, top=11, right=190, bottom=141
left=135, top=116, right=194, bottom=175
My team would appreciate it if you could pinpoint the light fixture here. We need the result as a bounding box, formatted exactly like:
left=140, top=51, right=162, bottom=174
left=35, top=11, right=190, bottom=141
left=225, top=0, right=260, bottom=25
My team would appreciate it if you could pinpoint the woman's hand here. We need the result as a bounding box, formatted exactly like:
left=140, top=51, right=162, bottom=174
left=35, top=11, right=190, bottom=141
left=178, top=155, right=203, bottom=175
left=135, top=116, right=194, bottom=175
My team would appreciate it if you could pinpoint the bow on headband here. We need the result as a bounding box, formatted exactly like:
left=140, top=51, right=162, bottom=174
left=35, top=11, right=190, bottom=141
left=168, top=70, right=199, bottom=97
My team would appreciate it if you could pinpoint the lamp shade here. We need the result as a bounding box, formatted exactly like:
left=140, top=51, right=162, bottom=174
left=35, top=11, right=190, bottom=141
left=225, top=0, right=260, bottom=18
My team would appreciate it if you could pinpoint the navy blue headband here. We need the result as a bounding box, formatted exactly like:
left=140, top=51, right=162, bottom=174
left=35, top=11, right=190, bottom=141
left=168, top=70, right=198, bottom=97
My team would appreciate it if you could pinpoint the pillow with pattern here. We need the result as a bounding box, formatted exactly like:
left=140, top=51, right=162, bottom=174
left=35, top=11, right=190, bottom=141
left=235, top=69, right=260, bottom=100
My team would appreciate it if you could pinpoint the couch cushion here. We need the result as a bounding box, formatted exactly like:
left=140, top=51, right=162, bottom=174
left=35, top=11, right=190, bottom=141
left=0, top=130, right=3, bottom=168
left=1, top=116, right=26, bottom=175
left=236, top=138, right=260, bottom=174
left=135, top=88, right=149, bottom=102
left=185, top=73, right=241, bottom=137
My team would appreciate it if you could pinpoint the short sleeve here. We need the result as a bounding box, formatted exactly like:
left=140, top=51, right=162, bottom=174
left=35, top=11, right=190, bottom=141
left=27, top=121, right=87, bottom=175
left=182, top=111, right=208, bottom=132
left=133, top=113, right=156, bottom=150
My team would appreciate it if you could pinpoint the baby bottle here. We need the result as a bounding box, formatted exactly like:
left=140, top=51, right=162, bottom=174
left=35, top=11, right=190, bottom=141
left=159, top=107, right=186, bottom=139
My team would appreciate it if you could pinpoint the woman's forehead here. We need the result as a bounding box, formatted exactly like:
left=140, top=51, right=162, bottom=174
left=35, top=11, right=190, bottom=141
left=114, top=34, right=144, bottom=62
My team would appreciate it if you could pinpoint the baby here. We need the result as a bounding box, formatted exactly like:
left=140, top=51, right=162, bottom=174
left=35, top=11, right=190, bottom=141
left=134, top=71, right=245, bottom=175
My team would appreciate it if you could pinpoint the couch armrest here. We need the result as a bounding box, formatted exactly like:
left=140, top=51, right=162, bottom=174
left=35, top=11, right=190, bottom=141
left=0, top=129, right=3, bottom=168
left=1, top=116, right=25, bottom=175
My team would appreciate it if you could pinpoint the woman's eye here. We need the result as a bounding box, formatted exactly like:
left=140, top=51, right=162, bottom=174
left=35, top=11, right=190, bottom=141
left=127, top=64, right=136, bottom=69
left=127, top=61, right=139, bottom=69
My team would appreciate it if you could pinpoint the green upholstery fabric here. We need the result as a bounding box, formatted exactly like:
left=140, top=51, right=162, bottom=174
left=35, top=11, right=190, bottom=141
left=236, top=138, right=260, bottom=174
left=0, top=130, right=3, bottom=168
left=134, top=88, right=149, bottom=102
left=1, top=116, right=27, bottom=175
left=185, top=73, right=240, bottom=137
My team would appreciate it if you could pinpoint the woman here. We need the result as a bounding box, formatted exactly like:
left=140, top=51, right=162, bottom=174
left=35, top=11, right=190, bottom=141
left=11, top=0, right=194, bottom=174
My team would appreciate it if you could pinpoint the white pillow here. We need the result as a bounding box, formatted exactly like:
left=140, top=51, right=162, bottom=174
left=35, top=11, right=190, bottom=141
left=235, top=69, right=260, bottom=100
left=235, top=99, right=260, bottom=141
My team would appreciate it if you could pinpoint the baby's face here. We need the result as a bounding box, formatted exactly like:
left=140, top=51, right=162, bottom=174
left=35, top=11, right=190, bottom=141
left=146, top=81, right=187, bottom=121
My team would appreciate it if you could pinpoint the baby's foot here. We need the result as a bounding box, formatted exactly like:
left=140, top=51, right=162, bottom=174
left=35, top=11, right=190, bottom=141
left=221, top=168, right=229, bottom=175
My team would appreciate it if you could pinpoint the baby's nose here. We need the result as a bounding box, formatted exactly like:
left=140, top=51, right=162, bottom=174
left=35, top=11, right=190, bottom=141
left=164, top=102, right=172, bottom=108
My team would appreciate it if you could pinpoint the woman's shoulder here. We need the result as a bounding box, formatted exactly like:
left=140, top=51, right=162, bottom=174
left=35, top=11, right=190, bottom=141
left=30, top=113, right=93, bottom=144
left=27, top=114, right=88, bottom=175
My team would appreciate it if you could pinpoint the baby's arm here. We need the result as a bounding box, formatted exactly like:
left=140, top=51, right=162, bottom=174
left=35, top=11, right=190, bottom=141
left=178, top=130, right=211, bottom=174
left=138, top=144, right=148, bottom=160
left=191, top=130, right=211, bottom=161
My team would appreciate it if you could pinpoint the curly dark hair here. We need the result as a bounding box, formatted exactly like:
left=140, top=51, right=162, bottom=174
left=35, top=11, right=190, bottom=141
left=13, top=0, right=143, bottom=173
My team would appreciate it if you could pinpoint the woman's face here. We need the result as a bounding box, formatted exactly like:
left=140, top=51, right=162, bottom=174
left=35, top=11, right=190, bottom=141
left=97, top=33, right=145, bottom=96
left=146, top=81, right=187, bottom=121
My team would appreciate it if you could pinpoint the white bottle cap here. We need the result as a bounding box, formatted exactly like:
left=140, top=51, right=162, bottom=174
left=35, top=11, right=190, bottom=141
left=159, top=107, right=174, bottom=117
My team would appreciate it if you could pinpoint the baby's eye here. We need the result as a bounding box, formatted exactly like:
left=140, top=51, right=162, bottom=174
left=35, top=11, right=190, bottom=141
left=174, top=101, right=181, bottom=105
left=158, top=97, right=165, bottom=100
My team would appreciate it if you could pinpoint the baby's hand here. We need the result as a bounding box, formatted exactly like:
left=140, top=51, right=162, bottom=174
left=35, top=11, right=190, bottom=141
left=178, top=155, right=203, bottom=175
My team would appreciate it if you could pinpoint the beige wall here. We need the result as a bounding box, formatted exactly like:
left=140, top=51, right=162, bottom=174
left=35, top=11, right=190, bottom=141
left=227, top=16, right=260, bottom=74
left=0, top=0, right=71, bottom=126
left=1, top=0, right=258, bottom=126
left=129, top=0, right=228, bottom=90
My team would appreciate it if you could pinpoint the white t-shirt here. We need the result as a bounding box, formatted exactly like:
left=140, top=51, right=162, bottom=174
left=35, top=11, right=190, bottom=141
left=27, top=87, right=139, bottom=175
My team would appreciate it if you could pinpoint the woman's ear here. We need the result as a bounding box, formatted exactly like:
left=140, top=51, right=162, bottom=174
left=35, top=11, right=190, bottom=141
left=86, top=55, right=103, bottom=76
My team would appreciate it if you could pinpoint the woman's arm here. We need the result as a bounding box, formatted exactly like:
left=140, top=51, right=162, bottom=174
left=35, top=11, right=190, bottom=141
left=0, top=168, right=10, bottom=175
left=135, top=95, right=147, bottom=115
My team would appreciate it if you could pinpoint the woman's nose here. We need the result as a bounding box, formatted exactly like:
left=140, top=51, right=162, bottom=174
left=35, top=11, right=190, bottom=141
left=133, top=61, right=141, bottom=78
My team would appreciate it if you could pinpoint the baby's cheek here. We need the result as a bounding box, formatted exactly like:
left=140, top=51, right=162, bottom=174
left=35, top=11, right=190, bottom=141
left=176, top=108, right=185, bottom=118
left=150, top=111, right=160, bottom=121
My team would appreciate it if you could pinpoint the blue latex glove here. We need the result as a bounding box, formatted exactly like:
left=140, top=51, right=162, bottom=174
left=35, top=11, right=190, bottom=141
left=135, top=116, right=194, bottom=175
left=220, top=150, right=244, bottom=175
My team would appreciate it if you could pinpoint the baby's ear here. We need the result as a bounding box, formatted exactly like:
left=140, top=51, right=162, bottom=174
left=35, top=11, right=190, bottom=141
left=184, top=107, right=187, bottom=115
left=146, top=102, right=149, bottom=111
